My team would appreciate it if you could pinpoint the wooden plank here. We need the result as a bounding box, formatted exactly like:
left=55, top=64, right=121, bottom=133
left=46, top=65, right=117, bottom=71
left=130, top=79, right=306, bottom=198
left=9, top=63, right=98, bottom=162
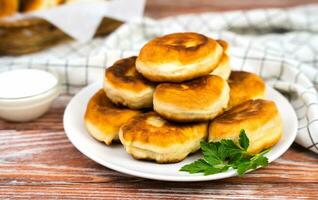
left=0, top=183, right=318, bottom=199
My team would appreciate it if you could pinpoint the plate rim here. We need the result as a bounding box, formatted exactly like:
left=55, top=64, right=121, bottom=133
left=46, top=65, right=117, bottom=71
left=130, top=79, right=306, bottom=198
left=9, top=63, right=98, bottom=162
left=63, top=82, right=298, bottom=182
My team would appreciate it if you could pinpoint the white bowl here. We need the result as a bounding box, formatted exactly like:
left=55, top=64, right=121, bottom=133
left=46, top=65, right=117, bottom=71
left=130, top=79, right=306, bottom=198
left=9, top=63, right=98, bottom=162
left=0, top=69, right=60, bottom=122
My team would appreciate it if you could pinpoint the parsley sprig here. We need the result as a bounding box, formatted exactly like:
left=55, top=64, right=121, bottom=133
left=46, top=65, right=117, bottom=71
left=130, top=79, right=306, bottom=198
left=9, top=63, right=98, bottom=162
left=180, top=130, right=269, bottom=176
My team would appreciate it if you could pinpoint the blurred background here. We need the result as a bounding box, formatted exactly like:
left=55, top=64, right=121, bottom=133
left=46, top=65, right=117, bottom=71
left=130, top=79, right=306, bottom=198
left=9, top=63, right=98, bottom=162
left=145, top=0, right=318, bottom=17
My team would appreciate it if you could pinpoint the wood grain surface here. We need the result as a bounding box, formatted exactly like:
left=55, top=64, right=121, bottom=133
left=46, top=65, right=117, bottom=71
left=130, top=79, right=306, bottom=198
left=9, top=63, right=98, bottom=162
left=1, top=1, right=318, bottom=199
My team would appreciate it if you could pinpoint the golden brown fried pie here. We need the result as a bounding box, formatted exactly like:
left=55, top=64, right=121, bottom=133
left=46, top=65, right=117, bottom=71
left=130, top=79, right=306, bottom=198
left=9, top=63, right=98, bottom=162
left=119, top=112, right=208, bottom=163
left=84, top=89, right=141, bottom=145
left=154, top=75, right=230, bottom=122
left=209, top=99, right=282, bottom=154
left=104, top=56, right=155, bottom=109
left=136, top=32, right=224, bottom=82
left=82, top=32, right=283, bottom=164
left=228, top=71, right=265, bottom=109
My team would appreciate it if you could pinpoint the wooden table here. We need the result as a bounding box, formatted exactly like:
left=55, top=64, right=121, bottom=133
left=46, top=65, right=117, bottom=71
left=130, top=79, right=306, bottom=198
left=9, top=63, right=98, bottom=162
left=1, top=1, right=318, bottom=199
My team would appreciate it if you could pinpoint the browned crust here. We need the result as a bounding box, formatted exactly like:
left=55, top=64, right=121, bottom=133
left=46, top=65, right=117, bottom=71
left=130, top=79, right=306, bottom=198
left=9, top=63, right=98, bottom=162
left=136, top=33, right=223, bottom=83
left=228, top=71, right=265, bottom=108
left=209, top=99, right=281, bottom=154
left=120, top=112, right=208, bottom=147
left=154, top=75, right=226, bottom=110
left=105, top=56, right=154, bottom=92
left=138, top=32, right=216, bottom=65
left=214, top=99, right=276, bottom=125
left=210, top=99, right=278, bottom=140
left=84, top=89, right=141, bottom=137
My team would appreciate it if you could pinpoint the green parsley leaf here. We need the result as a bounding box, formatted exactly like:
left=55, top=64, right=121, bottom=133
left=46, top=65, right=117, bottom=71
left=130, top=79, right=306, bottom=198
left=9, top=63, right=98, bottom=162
left=200, top=141, right=224, bottom=165
left=220, top=139, right=243, bottom=160
left=235, top=161, right=251, bottom=175
left=203, top=165, right=230, bottom=175
left=239, top=129, right=249, bottom=150
left=180, top=129, right=270, bottom=176
left=180, top=159, right=211, bottom=174
left=234, top=153, right=269, bottom=175
left=252, top=155, right=268, bottom=167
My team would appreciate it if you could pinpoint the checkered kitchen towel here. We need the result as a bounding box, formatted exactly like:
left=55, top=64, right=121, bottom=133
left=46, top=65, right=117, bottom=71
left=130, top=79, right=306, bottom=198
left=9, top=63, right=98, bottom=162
left=0, top=5, right=317, bottom=153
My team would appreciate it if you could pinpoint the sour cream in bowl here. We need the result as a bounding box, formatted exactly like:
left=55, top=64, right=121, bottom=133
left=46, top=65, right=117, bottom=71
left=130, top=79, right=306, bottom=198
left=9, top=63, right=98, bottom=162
left=0, top=69, right=60, bottom=122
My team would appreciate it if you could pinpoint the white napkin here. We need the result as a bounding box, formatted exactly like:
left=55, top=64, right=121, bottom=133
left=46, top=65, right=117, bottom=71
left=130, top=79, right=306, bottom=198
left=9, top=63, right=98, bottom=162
left=0, top=5, right=317, bottom=154
left=2, top=0, right=145, bottom=42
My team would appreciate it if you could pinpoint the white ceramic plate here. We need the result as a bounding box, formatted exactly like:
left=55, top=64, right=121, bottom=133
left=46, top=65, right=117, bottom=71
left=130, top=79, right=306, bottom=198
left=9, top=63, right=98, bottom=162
left=63, top=82, right=298, bottom=182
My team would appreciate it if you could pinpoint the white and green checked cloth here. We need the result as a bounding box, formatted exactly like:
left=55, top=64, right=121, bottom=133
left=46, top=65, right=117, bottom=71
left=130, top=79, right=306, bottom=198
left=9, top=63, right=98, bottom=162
left=0, top=5, right=317, bottom=153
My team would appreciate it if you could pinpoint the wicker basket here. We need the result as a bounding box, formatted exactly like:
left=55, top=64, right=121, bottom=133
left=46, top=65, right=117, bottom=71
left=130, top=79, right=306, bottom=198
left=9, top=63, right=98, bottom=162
left=0, top=17, right=122, bottom=55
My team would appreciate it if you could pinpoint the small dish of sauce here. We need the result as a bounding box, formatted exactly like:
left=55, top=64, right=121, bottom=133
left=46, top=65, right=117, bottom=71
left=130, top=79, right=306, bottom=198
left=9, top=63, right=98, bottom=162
left=0, top=69, right=60, bottom=122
